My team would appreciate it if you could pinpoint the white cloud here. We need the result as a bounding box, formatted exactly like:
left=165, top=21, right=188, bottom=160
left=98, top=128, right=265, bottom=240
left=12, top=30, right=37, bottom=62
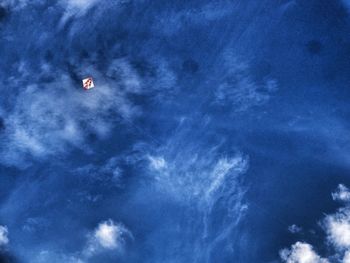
left=332, top=184, right=350, bottom=202
left=94, top=220, right=122, bottom=249
left=27, top=220, right=130, bottom=262
left=206, top=156, right=247, bottom=198
left=65, top=0, right=97, bottom=10
left=85, top=219, right=131, bottom=256
left=0, top=49, right=181, bottom=168
left=59, top=0, right=98, bottom=21
left=148, top=155, right=167, bottom=171
left=141, top=140, right=248, bottom=261
left=324, top=207, right=350, bottom=249
left=288, top=224, right=302, bottom=234
left=130, top=120, right=250, bottom=261
left=343, top=251, right=350, bottom=263
left=280, top=184, right=350, bottom=262
left=0, top=225, right=9, bottom=247
left=147, top=148, right=248, bottom=205
left=280, top=242, right=329, bottom=263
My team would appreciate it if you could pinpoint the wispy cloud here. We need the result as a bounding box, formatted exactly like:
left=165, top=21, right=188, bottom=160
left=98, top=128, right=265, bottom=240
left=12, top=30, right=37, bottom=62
left=75, top=157, right=123, bottom=182
left=0, top=71, right=136, bottom=167
left=146, top=148, right=248, bottom=206
left=0, top=2, right=179, bottom=168
left=137, top=121, right=249, bottom=261
left=214, top=54, right=278, bottom=112
left=64, top=0, right=97, bottom=10
left=0, top=56, right=178, bottom=168
left=152, top=2, right=236, bottom=36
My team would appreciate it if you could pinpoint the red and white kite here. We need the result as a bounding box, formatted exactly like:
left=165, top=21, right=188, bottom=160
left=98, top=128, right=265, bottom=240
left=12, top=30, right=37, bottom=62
left=82, top=77, right=94, bottom=90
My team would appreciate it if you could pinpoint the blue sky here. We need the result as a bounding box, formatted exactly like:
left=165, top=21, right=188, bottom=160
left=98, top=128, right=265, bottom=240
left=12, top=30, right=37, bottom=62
left=1, top=0, right=350, bottom=262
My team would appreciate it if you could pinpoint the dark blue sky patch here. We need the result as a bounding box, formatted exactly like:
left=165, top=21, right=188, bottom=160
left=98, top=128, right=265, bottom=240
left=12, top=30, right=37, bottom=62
left=0, top=6, right=7, bottom=23
left=306, top=39, right=323, bottom=55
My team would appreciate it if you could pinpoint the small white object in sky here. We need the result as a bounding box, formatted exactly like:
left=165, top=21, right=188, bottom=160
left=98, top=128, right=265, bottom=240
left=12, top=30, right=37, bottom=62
left=82, top=77, right=94, bottom=90
left=288, top=224, right=302, bottom=234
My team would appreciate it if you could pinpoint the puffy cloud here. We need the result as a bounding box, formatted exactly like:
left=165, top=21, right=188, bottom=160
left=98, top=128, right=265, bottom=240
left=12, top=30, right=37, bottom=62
left=85, top=219, right=131, bottom=255
left=280, top=242, right=329, bottom=263
left=0, top=226, right=9, bottom=247
left=25, top=220, right=130, bottom=262
left=148, top=155, right=167, bottom=171
left=332, top=184, right=350, bottom=202
left=324, top=207, right=350, bottom=249
left=343, top=251, right=350, bottom=263
left=94, top=220, right=123, bottom=249
left=280, top=184, right=350, bottom=262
